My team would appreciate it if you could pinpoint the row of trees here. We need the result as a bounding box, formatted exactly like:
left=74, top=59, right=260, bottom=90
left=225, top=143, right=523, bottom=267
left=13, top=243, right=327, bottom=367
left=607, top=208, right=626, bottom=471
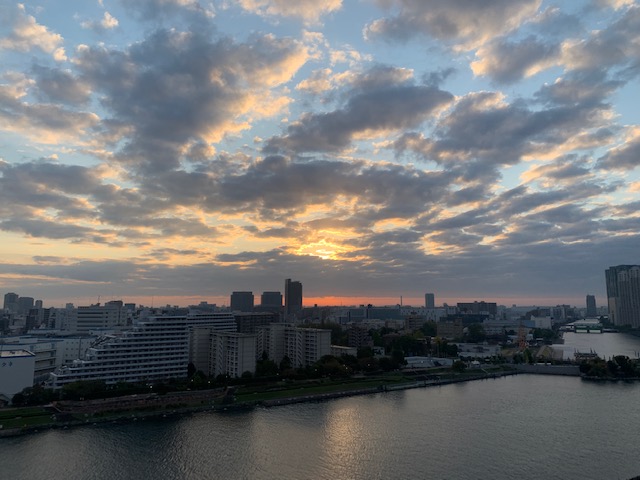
left=579, top=355, right=640, bottom=378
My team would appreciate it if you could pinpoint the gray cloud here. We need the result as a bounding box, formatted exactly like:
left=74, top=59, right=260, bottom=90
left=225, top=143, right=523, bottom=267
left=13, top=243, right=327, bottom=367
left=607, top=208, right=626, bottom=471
left=74, top=28, right=305, bottom=173
left=473, top=36, right=559, bottom=84
left=365, top=0, right=541, bottom=49
left=265, top=71, right=453, bottom=153
left=32, top=65, right=92, bottom=105
left=597, top=136, right=640, bottom=170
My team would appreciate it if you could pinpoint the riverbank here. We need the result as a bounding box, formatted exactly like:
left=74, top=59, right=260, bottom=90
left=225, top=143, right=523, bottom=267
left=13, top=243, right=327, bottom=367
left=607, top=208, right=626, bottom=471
left=0, top=368, right=518, bottom=437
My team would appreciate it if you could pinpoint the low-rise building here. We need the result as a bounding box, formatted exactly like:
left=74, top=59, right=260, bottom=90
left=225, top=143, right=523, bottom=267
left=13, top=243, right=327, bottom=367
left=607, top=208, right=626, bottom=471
left=0, top=349, right=35, bottom=400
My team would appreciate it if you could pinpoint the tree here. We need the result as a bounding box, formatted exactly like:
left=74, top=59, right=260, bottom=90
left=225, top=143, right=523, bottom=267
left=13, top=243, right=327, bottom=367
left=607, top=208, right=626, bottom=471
left=11, top=392, right=25, bottom=407
left=255, top=357, right=278, bottom=377
left=466, top=323, right=486, bottom=343
left=279, top=355, right=292, bottom=371
left=452, top=360, right=467, bottom=373
left=421, top=321, right=437, bottom=337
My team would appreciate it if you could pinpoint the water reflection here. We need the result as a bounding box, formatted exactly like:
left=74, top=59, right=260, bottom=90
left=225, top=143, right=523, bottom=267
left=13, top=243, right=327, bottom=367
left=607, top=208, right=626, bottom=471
left=559, top=332, right=640, bottom=359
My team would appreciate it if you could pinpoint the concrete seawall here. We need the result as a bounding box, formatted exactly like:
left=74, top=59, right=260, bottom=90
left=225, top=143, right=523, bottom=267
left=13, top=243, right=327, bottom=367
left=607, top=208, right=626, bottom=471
left=514, top=364, right=580, bottom=376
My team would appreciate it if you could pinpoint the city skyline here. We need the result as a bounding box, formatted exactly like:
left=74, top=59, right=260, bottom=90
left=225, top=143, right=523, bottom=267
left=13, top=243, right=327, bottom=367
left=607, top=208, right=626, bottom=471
left=1, top=1, right=639, bottom=307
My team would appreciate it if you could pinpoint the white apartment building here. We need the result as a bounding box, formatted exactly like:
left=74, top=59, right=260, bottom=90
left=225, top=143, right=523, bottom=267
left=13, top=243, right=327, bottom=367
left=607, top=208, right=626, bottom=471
left=257, top=324, right=331, bottom=368
left=0, top=349, right=36, bottom=400
left=49, top=312, right=236, bottom=388
left=211, top=332, right=256, bottom=378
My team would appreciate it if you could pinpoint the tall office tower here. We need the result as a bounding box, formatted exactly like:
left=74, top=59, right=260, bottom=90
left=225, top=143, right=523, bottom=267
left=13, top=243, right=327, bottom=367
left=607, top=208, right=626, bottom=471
left=284, top=278, right=303, bottom=316
left=586, top=294, right=597, bottom=317
left=230, top=291, right=254, bottom=312
left=261, top=291, right=282, bottom=309
left=425, top=293, right=435, bottom=309
left=3, top=292, right=19, bottom=314
left=17, top=296, right=34, bottom=315
left=606, top=265, right=640, bottom=327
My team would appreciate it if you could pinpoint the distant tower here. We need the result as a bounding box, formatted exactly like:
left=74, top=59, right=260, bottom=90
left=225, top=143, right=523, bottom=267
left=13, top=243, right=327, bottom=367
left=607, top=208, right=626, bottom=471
left=285, top=279, right=303, bottom=316
left=585, top=294, right=597, bottom=318
left=230, top=291, right=254, bottom=312
left=425, top=293, right=435, bottom=309
left=260, top=291, right=282, bottom=309
left=3, top=292, right=19, bottom=314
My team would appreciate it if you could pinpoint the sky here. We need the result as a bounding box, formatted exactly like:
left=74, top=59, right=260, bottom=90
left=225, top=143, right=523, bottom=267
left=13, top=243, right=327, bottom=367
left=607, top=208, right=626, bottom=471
left=0, top=0, right=639, bottom=309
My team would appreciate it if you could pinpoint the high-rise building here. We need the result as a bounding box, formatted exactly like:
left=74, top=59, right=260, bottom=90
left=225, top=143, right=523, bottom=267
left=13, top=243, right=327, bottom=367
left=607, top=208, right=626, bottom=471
left=586, top=294, right=597, bottom=317
left=256, top=324, right=330, bottom=368
left=260, top=291, right=282, bottom=309
left=284, top=279, right=303, bottom=316
left=606, top=265, right=640, bottom=327
left=3, top=292, right=19, bottom=314
left=211, top=332, right=257, bottom=378
left=230, top=291, right=254, bottom=312
left=17, top=297, right=34, bottom=315
left=425, top=293, right=435, bottom=309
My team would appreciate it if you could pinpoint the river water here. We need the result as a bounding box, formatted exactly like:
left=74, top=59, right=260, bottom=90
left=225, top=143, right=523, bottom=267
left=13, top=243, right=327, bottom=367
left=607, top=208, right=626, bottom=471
left=2, top=333, right=640, bottom=480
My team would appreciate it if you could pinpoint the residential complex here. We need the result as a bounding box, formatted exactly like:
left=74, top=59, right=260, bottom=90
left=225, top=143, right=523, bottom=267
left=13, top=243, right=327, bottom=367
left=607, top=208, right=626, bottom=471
left=49, top=312, right=236, bottom=389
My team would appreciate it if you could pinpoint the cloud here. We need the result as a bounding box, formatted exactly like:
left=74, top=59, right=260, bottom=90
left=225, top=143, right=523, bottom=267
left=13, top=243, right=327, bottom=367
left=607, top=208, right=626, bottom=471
left=73, top=28, right=307, bottom=172
left=0, top=73, right=99, bottom=143
left=237, top=0, right=342, bottom=23
left=266, top=66, right=453, bottom=153
left=521, top=155, right=593, bottom=186
left=119, top=0, right=215, bottom=21
left=81, top=11, right=120, bottom=32
left=471, top=36, right=559, bottom=83
left=365, top=0, right=541, bottom=51
left=0, top=4, right=67, bottom=61
left=394, top=88, right=616, bottom=175
left=32, top=65, right=92, bottom=105
left=597, top=128, right=640, bottom=171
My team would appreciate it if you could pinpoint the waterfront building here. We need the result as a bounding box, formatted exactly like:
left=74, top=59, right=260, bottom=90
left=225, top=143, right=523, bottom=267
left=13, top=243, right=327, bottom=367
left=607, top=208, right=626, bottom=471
left=284, top=279, right=303, bottom=317
left=211, top=332, right=257, bottom=378
left=0, top=349, right=36, bottom=400
left=49, top=312, right=236, bottom=388
left=425, top=293, right=435, bottom=309
left=256, top=324, right=331, bottom=368
left=606, top=265, right=640, bottom=327
left=285, top=327, right=331, bottom=368
left=230, top=291, right=254, bottom=312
